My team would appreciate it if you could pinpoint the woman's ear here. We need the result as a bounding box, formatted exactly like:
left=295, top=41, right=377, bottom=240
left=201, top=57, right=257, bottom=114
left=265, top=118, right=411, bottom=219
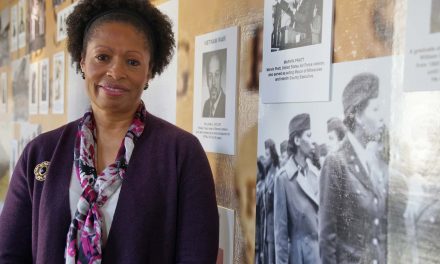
left=294, top=135, right=301, bottom=146
left=80, top=57, right=85, bottom=72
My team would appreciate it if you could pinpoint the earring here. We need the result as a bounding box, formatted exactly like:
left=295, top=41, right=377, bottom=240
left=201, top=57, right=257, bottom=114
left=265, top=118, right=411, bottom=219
left=144, top=83, right=149, bottom=90
left=80, top=70, right=85, bottom=80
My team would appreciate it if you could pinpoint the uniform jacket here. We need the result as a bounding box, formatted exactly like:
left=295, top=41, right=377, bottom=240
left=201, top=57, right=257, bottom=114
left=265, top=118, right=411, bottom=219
left=202, top=92, right=226, bottom=118
left=0, top=112, right=219, bottom=264
left=319, top=137, right=387, bottom=264
left=274, top=156, right=320, bottom=264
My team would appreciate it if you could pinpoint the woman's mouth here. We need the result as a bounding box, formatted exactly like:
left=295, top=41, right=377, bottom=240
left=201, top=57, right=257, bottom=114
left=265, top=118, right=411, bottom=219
left=97, top=84, right=127, bottom=96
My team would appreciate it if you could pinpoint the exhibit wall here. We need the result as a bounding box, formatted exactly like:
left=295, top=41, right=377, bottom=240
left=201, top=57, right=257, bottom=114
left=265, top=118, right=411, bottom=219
left=0, top=0, right=439, bottom=263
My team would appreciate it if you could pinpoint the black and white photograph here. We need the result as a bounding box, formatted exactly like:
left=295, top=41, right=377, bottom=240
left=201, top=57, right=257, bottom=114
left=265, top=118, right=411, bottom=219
left=255, top=57, right=391, bottom=264
left=431, top=0, right=440, bottom=33
left=0, top=72, right=7, bottom=113
left=18, top=0, right=26, bottom=49
left=0, top=8, right=10, bottom=67
left=57, top=2, right=77, bottom=42
left=261, top=0, right=333, bottom=103
left=270, top=0, right=323, bottom=51
left=39, top=58, right=49, bottom=114
left=29, top=0, right=46, bottom=52
left=193, top=26, right=238, bottom=155
left=52, top=51, right=64, bottom=114
left=10, top=4, right=18, bottom=52
left=29, top=62, right=38, bottom=114
left=201, top=49, right=227, bottom=118
left=12, top=56, right=29, bottom=121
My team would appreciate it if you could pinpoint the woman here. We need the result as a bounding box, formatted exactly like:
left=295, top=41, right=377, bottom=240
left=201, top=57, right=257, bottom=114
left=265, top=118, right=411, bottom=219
left=0, top=0, right=219, bottom=263
left=274, top=113, right=320, bottom=264
left=319, top=73, right=387, bottom=264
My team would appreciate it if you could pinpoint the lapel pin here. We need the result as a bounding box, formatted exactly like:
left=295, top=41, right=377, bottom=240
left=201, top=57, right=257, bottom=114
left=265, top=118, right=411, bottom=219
left=34, top=161, right=50, bottom=182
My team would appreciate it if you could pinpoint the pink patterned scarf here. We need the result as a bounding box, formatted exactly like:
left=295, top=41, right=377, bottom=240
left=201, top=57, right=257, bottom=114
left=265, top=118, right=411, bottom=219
left=65, top=102, right=146, bottom=264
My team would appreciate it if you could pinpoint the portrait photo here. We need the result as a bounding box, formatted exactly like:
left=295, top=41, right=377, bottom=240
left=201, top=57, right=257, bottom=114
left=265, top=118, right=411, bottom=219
left=39, top=59, right=49, bottom=114
left=29, top=0, right=46, bottom=52
left=52, top=51, right=65, bottom=114
left=201, top=48, right=227, bottom=118
left=431, top=0, right=440, bottom=33
left=270, top=0, right=323, bottom=52
left=29, top=62, right=38, bottom=114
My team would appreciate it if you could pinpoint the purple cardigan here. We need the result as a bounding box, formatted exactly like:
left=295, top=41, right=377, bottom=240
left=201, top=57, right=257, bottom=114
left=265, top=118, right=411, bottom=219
left=0, top=112, right=219, bottom=263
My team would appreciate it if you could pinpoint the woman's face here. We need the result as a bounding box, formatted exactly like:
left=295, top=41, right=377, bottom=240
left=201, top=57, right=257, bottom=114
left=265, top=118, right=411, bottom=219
left=80, top=21, right=151, bottom=115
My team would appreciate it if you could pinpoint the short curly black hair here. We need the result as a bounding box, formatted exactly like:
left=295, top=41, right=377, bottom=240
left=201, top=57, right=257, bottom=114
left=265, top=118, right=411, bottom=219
left=66, top=0, right=175, bottom=78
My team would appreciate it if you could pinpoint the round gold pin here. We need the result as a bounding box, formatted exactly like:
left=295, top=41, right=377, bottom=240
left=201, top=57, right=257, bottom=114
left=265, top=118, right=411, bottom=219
left=34, top=161, right=50, bottom=182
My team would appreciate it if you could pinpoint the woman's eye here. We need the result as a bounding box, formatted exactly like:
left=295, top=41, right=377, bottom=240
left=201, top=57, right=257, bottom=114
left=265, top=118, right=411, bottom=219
left=128, top=59, right=140, bottom=66
left=96, top=54, right=108, bottom=61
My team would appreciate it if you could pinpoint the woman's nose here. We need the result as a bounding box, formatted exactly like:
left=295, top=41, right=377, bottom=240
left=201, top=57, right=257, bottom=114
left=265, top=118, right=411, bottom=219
left=106, top=59, right=127, bottom=80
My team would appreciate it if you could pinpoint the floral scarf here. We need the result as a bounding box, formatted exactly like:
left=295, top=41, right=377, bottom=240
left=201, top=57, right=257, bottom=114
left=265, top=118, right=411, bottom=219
left=65, top=102, right=146, bottom=264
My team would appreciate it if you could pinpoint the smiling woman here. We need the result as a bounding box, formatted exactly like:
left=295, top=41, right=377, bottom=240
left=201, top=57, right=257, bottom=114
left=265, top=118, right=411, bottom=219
left=0, top=0, right=219, bottom=263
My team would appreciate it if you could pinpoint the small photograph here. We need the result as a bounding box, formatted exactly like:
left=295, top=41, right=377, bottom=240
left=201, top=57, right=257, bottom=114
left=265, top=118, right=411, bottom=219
left=12, top=56, right=29, bottom=121
left=39, top=59, right=49, bottom=114
left=18, top=0, right=27, bottom=49
left=52, top=51, right=65, bottom=114
left=10, top=5, right=18, bottom=52
left=0, top=73, right=7, bottom=113
left=29, top=62, right=38, bottom=114
left=431, top=0, right=440, bottom=33
left=201, top=49, right=227, bottom=118
left=0, top=8, right=10, bottom=67
left=29, top=0, right=46, bottom=52
left=271, top=0, right=323, bottom=51
left=57, top=2, right=77, bottom=42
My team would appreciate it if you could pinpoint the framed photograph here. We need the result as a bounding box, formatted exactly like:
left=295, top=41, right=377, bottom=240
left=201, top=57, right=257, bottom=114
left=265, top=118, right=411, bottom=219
left=29, top=62, right=39, bottom=115
left=192, top=26, right=238, bottom=155
left=18, top=0, right=27, bottom=49
left=261, top=0, right=334, bottom=103
left=52, top=51, right=65, bottom=114
left=404, top=0, right=440, bottom=91
left=57, top=2, right=78, bottom=42
left=29, top=0, right=46, bottom=52
left=39, top=58, right=49, bottom=114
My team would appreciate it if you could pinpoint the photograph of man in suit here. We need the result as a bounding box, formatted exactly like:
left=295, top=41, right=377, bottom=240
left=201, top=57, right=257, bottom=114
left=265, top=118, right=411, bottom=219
left=274, top=113, right=320, bottom=264
left=202, top=50, right=226, bottom=118
left=319, top=73, right=388, bottom=264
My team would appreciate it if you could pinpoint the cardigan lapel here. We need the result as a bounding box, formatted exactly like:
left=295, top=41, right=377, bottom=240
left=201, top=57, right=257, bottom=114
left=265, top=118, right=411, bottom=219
left=36, top=121, right=77, bottom=263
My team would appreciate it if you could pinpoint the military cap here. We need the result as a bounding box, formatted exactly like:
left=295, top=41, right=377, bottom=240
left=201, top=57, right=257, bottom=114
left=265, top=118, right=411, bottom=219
left=342, top=73, right=379, bottom=117
left=289, top=113, right=310, bottom=136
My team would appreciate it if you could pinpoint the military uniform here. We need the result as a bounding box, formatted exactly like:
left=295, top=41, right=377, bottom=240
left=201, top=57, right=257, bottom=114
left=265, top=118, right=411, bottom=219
left=274, top=156, right=320, bottom=264
left=319, top=134, right=387, bottom=264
